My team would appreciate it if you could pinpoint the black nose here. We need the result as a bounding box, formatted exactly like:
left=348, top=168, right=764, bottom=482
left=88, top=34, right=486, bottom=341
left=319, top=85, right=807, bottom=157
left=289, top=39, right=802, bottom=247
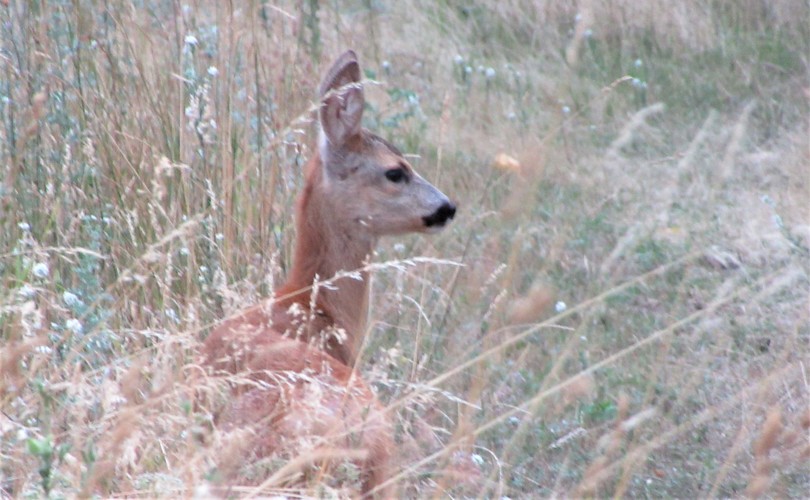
left=423, top=202, right=457, bottom=228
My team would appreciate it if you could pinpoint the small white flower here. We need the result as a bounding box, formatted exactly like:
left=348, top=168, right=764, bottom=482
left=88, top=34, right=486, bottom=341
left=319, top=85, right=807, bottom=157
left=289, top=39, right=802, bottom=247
left=18, top=284, right=36, bottom=299
left=16, top=428, right=28, bottom=440
left=584, top=29, right=593, bottom=38
left=207, top=66, right=219, bottom=76
left=634, top=58, right=643, bottom=68
left=464, top=65, right=472, bottom=74
left=562, top=106, right=571, bottom=115
left=32, top=262, right=49, bottom=279
left=381, top=60, right=391, bottom=70
left=63, top=291, right=83, bottom=308
left=507, top=111, right=517, bottom=121
left=555, top=301, right=567, bottom=313
left=215, top=233, right=224, bottom=241
left=453, top=54, right=464, bottom=65
left=471, top=453, right=484, bottom=466
left=393, top=243, right=405, bottom=254
left=184, top=34, right=198, bottom=46
left=66, top=318, right=83, bottom=334
left=575, top=13, right=582, bottom=22
left=180, top=247, right=190, bottom=256
left=17, top=222, right=30, bottom=231
left=35, top=345, right=53, bottom=354
left=165, top=308, right=180, bottom=323
left=485, top=67, right=496, bottom=80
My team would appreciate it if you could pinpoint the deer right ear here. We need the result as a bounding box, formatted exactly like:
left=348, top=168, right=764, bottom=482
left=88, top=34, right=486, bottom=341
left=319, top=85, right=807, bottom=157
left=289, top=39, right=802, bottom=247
left=319, top=51, right=364, bottom=155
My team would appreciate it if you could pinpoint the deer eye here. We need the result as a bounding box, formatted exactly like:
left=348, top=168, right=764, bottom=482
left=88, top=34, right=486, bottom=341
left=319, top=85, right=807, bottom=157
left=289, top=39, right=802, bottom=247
left=385, top=166, right=408, bottom=183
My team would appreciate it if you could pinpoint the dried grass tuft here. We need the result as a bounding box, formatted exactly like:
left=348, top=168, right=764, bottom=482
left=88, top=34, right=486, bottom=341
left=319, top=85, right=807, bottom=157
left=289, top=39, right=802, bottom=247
left=506, top=283, right=555, bottom=325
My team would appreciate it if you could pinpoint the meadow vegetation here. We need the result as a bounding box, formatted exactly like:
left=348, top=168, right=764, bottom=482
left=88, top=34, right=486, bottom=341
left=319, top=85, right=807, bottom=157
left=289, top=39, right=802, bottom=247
left=1, top=0, right=808, bottom=497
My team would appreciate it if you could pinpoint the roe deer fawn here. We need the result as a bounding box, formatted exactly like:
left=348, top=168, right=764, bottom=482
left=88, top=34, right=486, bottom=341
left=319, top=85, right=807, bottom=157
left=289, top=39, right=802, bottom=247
left=202, top=50, right=456, bottom=496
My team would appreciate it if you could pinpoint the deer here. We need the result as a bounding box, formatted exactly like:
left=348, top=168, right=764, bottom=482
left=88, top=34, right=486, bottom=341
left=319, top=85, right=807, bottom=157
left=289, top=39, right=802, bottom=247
left=201, top=50, right=456, bottom=497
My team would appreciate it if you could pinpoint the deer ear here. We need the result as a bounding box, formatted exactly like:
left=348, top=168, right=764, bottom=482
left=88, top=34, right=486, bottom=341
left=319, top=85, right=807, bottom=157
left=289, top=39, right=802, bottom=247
left=319, top=51, right=364, bottom=151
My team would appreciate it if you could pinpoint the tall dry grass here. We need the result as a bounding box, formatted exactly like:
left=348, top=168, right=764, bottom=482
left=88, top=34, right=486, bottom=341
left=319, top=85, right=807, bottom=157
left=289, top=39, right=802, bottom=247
left=2, top=0, right=809, bottom=497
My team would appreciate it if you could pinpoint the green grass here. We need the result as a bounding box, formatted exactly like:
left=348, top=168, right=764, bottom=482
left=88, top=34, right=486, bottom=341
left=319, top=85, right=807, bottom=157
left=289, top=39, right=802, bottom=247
left=2, top=0, right=809, bottom=497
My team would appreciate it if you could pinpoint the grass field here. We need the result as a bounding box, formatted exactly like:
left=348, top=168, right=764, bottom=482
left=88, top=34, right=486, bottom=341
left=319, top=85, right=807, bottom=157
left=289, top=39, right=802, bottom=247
left=1, top=0, right=808, bottom=497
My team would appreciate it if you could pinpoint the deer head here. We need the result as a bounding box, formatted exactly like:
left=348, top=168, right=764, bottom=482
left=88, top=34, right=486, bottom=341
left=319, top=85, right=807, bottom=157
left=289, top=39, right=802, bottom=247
left=314, top=50, right=456, bottom=238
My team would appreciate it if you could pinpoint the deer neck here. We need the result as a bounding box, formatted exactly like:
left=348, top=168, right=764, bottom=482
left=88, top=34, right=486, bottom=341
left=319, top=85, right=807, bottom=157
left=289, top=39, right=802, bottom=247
left=276, top=154, right=375, bottom=364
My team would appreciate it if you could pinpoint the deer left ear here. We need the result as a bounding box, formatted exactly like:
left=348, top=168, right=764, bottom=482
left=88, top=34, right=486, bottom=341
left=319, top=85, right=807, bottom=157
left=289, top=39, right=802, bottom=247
left=319, top=51, right=365, bottom=155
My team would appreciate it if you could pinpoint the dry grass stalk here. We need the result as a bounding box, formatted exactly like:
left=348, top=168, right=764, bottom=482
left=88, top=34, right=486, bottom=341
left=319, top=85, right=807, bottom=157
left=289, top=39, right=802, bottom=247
left=745, top=408, right=783, bottom=497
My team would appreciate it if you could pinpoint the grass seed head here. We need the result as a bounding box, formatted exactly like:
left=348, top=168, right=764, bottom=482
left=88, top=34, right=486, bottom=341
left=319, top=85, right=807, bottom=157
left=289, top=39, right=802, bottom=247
left=493, top=153, right=522, bottom=174
left=562, top=374, right=595, bottom=406
left=745, top=473, right=771, bottom=498
left=754, top=409, right=782, bottom=457
left=506, top=283, right=554, bottom=324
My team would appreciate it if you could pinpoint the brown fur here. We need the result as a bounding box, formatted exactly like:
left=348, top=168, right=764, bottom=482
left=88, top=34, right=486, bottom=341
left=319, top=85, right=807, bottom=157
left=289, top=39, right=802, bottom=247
left=201, top=50, right=454, bottom=497
left=202, top=153, right=390, bottom=496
